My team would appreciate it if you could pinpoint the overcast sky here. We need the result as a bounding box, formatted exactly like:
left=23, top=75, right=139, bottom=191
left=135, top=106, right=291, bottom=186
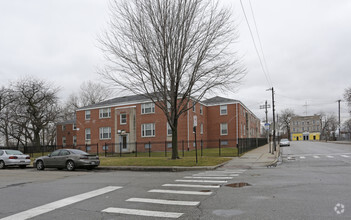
left=0, top=0, right=350, bottom=123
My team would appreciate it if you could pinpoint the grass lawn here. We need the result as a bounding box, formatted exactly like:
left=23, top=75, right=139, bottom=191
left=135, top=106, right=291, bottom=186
left=100, top=156, right=232, bottom=167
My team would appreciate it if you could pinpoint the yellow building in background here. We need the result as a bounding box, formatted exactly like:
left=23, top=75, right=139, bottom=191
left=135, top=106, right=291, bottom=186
left=291, top=115, right=321, bottom=141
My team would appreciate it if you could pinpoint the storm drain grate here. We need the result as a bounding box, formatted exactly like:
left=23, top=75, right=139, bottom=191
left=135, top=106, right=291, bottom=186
left=225, top=182, right=251, bottom=188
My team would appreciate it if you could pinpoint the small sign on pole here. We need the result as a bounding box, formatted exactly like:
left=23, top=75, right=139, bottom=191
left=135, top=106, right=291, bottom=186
left=264, top=123, right=270, bottom=131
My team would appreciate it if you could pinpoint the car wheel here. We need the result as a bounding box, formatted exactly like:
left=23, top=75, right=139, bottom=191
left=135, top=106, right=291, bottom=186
left=0, top=160, right=5, bottom=169
left=36, top=160, right=45, bottom=170
left=66, top=160, right=75, bottom=171
left=19, top=165, right=26, bottom=169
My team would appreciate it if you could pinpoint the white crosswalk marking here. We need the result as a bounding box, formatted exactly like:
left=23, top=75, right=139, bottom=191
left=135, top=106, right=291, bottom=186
left=1, top=186, right=122, bottom=220
left=313, top=155, right=320, bottom=159
left=175, top=179, right=228, bottom=184
left=149, top=189, right=212, bottom=195
left=192, top=173, right=237, bottom=177
left=184, top=176, right=233, bottom=180
left=162, top=184, right=220, bottom=188
left=326, top=155, right=334, bottom=158
left=126, top=198, right=200, bottom=206
left=102, top=207, right=183, bottom=218
left=341, top=155, right=350, bottom=158
left=300, top=156, right=306, bottom=159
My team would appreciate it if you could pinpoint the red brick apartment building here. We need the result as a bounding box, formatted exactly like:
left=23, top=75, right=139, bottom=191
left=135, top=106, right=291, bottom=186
left=56, top=95, right=261, bottom=153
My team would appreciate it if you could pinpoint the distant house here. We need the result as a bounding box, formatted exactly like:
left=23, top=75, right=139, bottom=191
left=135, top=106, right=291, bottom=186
left=290, top=115, right=321, bottom=141
left=56, top=95, right=260, bottom=153
left=56, top=119, right=78, bottom=147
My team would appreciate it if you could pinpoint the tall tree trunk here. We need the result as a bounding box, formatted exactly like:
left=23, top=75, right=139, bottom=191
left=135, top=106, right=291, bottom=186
left=171, top=118, right=179, bottom=159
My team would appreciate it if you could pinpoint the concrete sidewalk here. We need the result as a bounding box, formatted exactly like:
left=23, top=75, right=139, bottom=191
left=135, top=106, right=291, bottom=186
left=220, top=144, right=279, bottom=169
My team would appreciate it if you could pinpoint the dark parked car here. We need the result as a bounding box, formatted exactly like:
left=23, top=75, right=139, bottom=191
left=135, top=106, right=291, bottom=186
left=0, top=149, right=31, bottom=169
left=33, top=149, right=100, bottom=171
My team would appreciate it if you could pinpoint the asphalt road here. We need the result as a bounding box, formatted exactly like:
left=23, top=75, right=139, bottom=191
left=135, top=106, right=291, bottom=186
left=0, top=141, right=350, bottom=220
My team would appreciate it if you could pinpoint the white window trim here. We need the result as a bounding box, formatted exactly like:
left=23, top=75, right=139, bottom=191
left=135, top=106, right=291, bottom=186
left=167, top=123, right=172, bottom=136
left=141, top=123, right=155, bottom=137
left=72, top=123, right=77, bottom=130
left=192, top=102, right=196, bottom=112
left=120, top=113, right=127, bottom=125
left=200, top=123, right=203, bottom=134
left=73, top=135, right=77, bottom=146
left=200, top=105, right=203, bottom=115
left=220, top=123, right=228, bottom=135
left=62, top=137, right=66, bottom=147
left=220, top=105, right=227, bottom=115
left=141, top=103, right=155, bottom=114
left=85, top=110, right=91, bottom=120
left=99, top=108, right=111, bottom=119
left=85, top=128, right=91, bottom=141
left=99, top=127, right=111, bottom=140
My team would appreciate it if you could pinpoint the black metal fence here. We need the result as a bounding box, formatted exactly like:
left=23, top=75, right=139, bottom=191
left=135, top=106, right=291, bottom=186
left=1, top=138, right=267, bottom=158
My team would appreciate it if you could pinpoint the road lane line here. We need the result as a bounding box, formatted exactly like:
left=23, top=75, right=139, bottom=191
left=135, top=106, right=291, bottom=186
left=313, top=155, right=320, bottom=159
left=149, top=189, right=212, bottom=195
left=162, top=184, right=220, bottom=188
left=175, top=179, right=227, bottom=183
left=126, top=198, right=200, bottom=206
left=326, top=155, right=334, bottom=158
left=184, top=176, right=232, bottom=180
left=0, top=186, right=122, bottom=220
left=102, top=207, right=183, bottom=218
left=192, top=173, right=236, bottom=177
left=341, top=155, right=350, bottom=158
left=300, top=156, right=306, bottom=159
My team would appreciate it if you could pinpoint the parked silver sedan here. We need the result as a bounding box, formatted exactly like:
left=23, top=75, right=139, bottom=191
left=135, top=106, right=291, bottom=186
left=33, top=149, right=100, bottom=171
left=0, top=149, right=31, bottom=169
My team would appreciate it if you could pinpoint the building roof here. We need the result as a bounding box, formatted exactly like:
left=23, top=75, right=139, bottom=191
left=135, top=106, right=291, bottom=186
left=202, top=96, right=239, bottom=106
left=57, top=119, right=76, bottom=125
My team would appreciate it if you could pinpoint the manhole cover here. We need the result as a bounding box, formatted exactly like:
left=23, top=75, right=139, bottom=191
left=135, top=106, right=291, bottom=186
left=225, top=182, right=251, bottom=188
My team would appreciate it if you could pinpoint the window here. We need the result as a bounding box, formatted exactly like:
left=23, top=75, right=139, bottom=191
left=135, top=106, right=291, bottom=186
left=200, top=123, right=203, bottom=134
left=142, top=123, right=155, bottom=137
left=167, top=143, right=172, bottom=148
left=220, top=105, right=227, bottom=115
left=221, top=140, right=228, bottom=146
left=200, top=105, right=203, bottom=115
left=85, top=128, right=91, bottom=141
left=302, top=121, right=304, bottom=125
left=244, top=125, right=246, bottom=136
left=192, top=102, right=196, bottom=112
left=144, top=143, right=152, bottom=149
left=167, top=123, right=172, bottom=136
left=99, top=108, right=111, bottom=118
left=62, top=137, right=66, bottom=147
left=120, top=113, right=127, bottom=124
left=293, top=128, right=295, bottom=132
left=220, top=123, right=228, bottom=135
left=62, top=125, right=66, bottom=131
left=99, top=127, right=111, bottom=140
left=73, top=123, right=77, bottom=130
left=60, top=150, right=70, bottom=156
left=302, top=127, right=305, bottom=131
left=141, top=103, right=155, bottom=114
left=73, top=136, right=77, bottom=146
left=85, top=110, right=91, bottom=120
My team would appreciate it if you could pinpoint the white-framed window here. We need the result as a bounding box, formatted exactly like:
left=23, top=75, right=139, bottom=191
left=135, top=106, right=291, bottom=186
left=200, top=105, right=203, bottom=115
left=62, top=125, right=66, bottom=131
left=73, top=135, right=77, bottom=146
left=62, top=137, right=66, bottom=147
left=120, top=113, right=127, bottom=124
left=192, top=102, right=196, bottom=112
left=167, top=123, right=172, bottom=136
left=141, top=103, right=155, bottom=114
left=73, top=123, right=77, bottom=130
left=243, top=125, right=246, bottom=136
left=220, top=105, right=227, bottom=115
left=99, top=127, right=111, bottom=140
left=99, top=108, right=111, bottom=118
left=85, top=110, right=91, bottom=120
left=220, top=123, right=228, bottom=135
left=142, top=123, right=155, bottom=137
left=200, top=123, right=203, bottom=134
left=85, top=128, right=91, bottom=141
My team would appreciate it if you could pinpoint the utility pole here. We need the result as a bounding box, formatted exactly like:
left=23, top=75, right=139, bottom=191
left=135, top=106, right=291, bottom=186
left=260, top=101, right=271, bottom=152
left=338, top=100, right=341, bottom=140
left=267, top=87, right=276, bottom=152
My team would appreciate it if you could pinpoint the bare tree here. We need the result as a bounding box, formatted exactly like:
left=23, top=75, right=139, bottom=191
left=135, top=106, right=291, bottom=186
left=99, top=0, right=244, bottom=159
left=320, top=113, right=338, bottom=141
left=278, top=109, right=295, bottom=140
left=342, top=118, right=351, bottom=139
left=62, top=81, right=112, bottom=120
left=344, top=87, right=351, bottom=114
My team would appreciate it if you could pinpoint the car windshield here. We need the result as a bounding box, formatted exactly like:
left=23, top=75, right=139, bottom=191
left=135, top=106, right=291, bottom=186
left=281, top=139, right=289, bottom=142
left=69, top=149, right=88, bottom=155
left=5, top=150, right=23, bottom=155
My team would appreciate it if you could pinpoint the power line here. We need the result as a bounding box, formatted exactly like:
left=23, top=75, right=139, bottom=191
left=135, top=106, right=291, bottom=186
left=239, top=0, right=272, bottom=87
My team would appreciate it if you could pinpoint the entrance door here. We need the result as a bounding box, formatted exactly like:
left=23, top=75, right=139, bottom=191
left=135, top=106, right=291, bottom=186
left=122, top=136, right=127, bottom=150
